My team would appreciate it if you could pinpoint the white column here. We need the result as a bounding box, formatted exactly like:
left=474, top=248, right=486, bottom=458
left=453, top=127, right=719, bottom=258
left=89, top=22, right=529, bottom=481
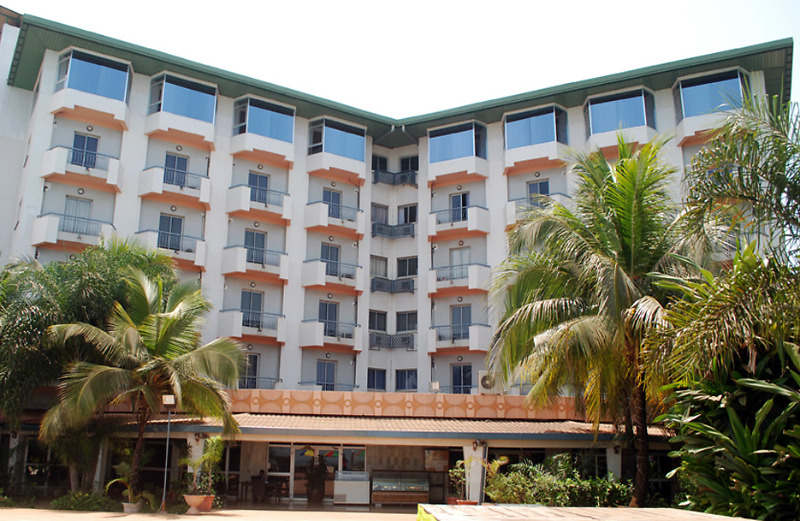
left=606, top=446, right=622, bottom=478
left=186, top=434, right=204, bottom=472
left=92, top=439, right=109, bottom=493
left=461, top=442, right=485, bottom=503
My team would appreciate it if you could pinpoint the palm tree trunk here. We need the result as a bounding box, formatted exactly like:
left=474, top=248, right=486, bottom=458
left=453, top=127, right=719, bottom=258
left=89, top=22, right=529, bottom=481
left=630, top=381, right=649, bottom=507
left=130, top=405, right=149, bottom=496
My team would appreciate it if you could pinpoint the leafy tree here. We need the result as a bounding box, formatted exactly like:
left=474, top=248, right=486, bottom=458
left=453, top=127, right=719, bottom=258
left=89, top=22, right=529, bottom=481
left=488, top=135, right=719, bottom=506
left=39, top=270, right=243, bottom=497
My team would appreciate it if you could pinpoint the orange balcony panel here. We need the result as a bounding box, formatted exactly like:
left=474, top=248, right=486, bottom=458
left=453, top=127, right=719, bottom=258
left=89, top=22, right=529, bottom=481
left=230, top=132, right=294, bottom=169
left=50, top=88, right=128, bottom=130
left=145, top=112, right=215, bottom=151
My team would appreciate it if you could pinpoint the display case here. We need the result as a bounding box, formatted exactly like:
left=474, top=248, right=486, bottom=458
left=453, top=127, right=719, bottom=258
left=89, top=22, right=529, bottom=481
left=371, top=470, right=430, bottom=505
left=334, top=471, right=370, bottom=505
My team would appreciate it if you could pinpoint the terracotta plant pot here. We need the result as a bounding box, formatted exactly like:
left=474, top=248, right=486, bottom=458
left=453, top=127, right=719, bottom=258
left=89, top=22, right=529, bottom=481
left=456, top=499, right=479, bottom=505
left=122, top=502, right=142, bottom=513
left=183, top=494, right=214, bottom=514
left=306, top=487, right=325, bottom=504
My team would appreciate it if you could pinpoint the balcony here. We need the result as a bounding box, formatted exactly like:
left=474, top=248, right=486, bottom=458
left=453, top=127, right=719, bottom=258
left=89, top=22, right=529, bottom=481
left=297, top=381, right=359, bottom=391
left=370, top=277, right=414, bottom=294
left=302, top=260, right=363, bottom=294
left=32, top=213, right=114, bottom=249
left=587, top=126, right=657, bottom=156
left=428, top=264, right=491, bottom=296
left=41, top=147, right=121, bottom=192
left=299, top=319, right=360, bottom=349
left=238, top=376, right=282, bottom=390
left=145, top=110, right=215, bottom=150
left=218, top=309, right=285, bottom=343
left=428, top=156, right=490, bottom=188
left=226, top=184, right=291, bottom=224
left=134, top=230, right=206, bottom=270
left=505, top=193, right=572, bottom=227
left=368, top=332, right=416, bottom=350
left=504, top=141, right=567, bottom=176
left=428, top=206, right=490, bottom=241
left=304, top=201, right=365, bottom=239
left=676, top=112, right=728, bottom=147
left=138, top=166, right=210, bottom=210
left=230, top=131, right=294, bottom=169
left=373, top=169, right=417, bottom=186
left=50, top=87, right=128, bottom=130
left=221, top=246, right=288, bottom=283
left=372, top=222, right=415, bottom=239
left=428, top=324, right=492, bottom=352
left=307, top=151, right=367, bottom=186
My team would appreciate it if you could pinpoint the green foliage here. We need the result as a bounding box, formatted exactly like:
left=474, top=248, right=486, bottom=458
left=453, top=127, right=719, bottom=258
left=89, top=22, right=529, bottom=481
left=180, top=436, right=226, bottom=495
left=104, top=461, right=157, bottom=509
left=50, top=491, right=118, bottom=511
left=306, top=454, right=327, bottom=491
left=0, top=488, right=14, bottom=507
left=448, top=459, right=467, bottom=499
left=483, top=454, right=632, bottom=506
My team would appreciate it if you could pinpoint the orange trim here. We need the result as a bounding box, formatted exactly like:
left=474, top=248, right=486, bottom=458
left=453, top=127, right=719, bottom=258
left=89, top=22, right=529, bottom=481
left=54, top=106, right=127, bottom=131
left=678, top=129, right=718, bottom=148
left=429, top=228, right=488, bottom=242
left=231, top=148, right=293, bottom=170
left=43, top=171, right=119, bottom=193
left=301, top=343, right=356, bottom=354
left=228, top=208, right=289, bottom=226
left=504, top=157, right=565, bottom=176
left=223, top=270, right=286, bottom=285
left=173, top=257, right=203, bottom=272
left=428, top=171, right=487, bottom=189
left=145, top=128, right=214, bottom=152
left=303, top=283, right=360, bottom=296
left=138, top=190, right=209, bottom=211
left=429, top=346, right=486, bottom=356
left=598, top=141, right=640, bottom=159
left=238, top=335, right=282, bottom=346
left=308, top=167, right=365, bottom=187
left=428, top=286, right=487, bottom=298
left=37, top=240, right=90, bottom=253
left=306, top=224, right=361, bottom=241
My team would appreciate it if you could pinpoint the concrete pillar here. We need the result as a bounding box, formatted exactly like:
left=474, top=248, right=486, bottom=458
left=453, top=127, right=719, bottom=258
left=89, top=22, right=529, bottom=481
left=92, top=439, right=109, bottom=493
left=461, top=442, right=486, bottom=503
left=606, top=445, right=622, bottom=478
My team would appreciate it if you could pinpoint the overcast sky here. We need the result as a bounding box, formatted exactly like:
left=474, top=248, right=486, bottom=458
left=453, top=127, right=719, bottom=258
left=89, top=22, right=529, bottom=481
left=6, top=0, right=799, bottom=118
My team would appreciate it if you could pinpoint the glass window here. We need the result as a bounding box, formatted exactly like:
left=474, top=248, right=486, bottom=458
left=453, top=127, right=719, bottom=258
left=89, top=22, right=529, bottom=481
left=505, top=107, right=568, bottom=149
left=342, top=447, right=366, bottom=471
left=158, top=214, right=183, bottom=250
left=367, top=369, right=386, bottom=391
left=587, top=90, right=655, bottom=135
left=372, top=155, right=388, bottom=172
left=244, top=229, right=267, bottom=264
left=149, top=75, right=216, bottom=123
left=398, top=204, right=417, bottom=224
left=62, top=196, right=93, bottom=235
left=241, top=290, right=263, bottom=328
left=164, top=153, right=189, bottom=187
left=56, top=50, right=129, bottom=101
left=233, top=98, right=294, bottom=142
left=321, top=243, right=340, bottom=276
left=400, top=155, right=419, bottom=172
left=396, top=311, right=417, bottom=332
left=452, top=364, right=472, bottom=394
left=451, top=304, right=472, bottom=340
left=677, top=71, right=745, bottom=120
left=323, top=188, right=342, bottom=218
left=371, top=204, right=388, bottom=224
left=319, top=301, right=338, bottom=337
left=71, top=133, right=98, bottom=168
left=248, top=172, right=270, bottom=204
left=368, top=311, right=387, bottom=332
left=370, top=256, right=387, bottom=277
left=396, top=369, right=417, bottom=391
left=450, top=193, right=469, bottom=223
left=397, top=257, right=418, bottom=277
left=308, top=119, right=365, bottom=161
left=268, top=445, right=292, bottom=473
left=429, top=122, right=487, bottom=163
left=240, top=354, right=259, bottom=389
left=317, top=360, right=336, bottom=391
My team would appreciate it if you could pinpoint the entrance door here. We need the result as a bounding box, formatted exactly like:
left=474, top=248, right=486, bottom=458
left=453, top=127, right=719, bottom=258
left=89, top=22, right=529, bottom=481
left=292, top=446, right=340, bottom=500
left=318, top=301, right=338, bottom=337
left=321, top=243, right=340, bottom=277
left=449, top=246, right=470, bottom=280
left=451, top=304, right=471, bottom=340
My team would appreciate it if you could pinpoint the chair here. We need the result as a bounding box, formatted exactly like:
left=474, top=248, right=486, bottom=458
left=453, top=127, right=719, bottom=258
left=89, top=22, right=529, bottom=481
left=251, top=476, right=267, bottom=504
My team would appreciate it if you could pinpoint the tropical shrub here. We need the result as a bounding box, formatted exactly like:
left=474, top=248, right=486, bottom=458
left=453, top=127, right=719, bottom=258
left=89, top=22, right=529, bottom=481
left=0, top=488, right=13, bottom=507
left=50, top=491, right=118, bottom=511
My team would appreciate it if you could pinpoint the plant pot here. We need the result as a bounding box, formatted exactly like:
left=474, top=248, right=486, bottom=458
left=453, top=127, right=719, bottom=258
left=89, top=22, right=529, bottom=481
left=306, top=487, right=325, bottom=504
left=446, top=497, right=459, bottom=505
left=183, top=494, right=214, bottom=514
left=122, top=502, right=142, bottom=513
left=456, top=499, right=478, bottom=505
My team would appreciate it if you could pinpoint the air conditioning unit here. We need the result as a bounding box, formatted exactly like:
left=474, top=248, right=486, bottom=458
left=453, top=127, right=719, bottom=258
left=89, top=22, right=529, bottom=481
left=478, top=370, right=502, bottom=395
left=430, top=381, right=440, bottom=392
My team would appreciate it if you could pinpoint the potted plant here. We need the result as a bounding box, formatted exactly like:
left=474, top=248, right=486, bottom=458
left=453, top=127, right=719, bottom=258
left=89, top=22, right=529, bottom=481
left=105, top=461, right=157, bottom=513
left=305, top=454, right=327, bottom=504
left=448, top=460, right=467, bottom=504
left=180, top=436, right=224, bottom=514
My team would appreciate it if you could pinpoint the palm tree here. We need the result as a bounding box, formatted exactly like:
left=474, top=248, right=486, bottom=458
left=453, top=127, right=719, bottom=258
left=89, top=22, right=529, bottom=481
left=488, top=135, right=715, bottom=507
left=39, top=269, right=244, bottom=496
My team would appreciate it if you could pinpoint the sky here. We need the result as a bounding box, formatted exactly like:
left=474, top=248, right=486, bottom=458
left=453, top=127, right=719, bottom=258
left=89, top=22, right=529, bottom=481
left=5, top=0, right=800, bottom=119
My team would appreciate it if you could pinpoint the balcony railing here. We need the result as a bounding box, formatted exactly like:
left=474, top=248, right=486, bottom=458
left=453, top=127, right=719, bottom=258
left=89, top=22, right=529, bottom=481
left=302, top=319, right=357, bottom=339
left=372, top=169, right=417, bottom=186
left=435, top=264, right=476, bottom=281
left=510, top=193, right=571, bottom=213
left=50, top=213, right=113, bottom=236
left=235, top=310, right=283, bottom=330
left=235, top=184, right=287, bottom=207
left=432, top=324, right=477, bottom=341
left=297, top=381, right=359, bottom=391
left=143, top=231, right=203, bottom=252
left=369, top=332, right=416, bottom=350
left=370, top=277, right=414, bottom=293
left=309, top=259, right=359, bottom=279
left=432, top=205, right=487, bottom=224
left=57, top=146, right=116, bottom=171
left=372, top=222, right=415, bottom=238
left=225, top=245, right=284, bottom=267
left=437, top=384, right=477, bottom=394
left=238, top=376, right=282, bottom=390
left=308, top=201, right=360, bottom=222
left=161, top=167, right=207, bottom=190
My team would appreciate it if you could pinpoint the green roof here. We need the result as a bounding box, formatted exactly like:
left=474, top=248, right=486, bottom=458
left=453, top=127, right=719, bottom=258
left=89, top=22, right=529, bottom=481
left=7, top=15, right=793, bottom=148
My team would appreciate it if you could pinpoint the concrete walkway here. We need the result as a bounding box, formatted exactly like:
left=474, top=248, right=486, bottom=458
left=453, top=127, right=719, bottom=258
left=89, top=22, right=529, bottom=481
left=418, top=504, right=754, bottom=521
left=0, top=508, right=416, bottom=521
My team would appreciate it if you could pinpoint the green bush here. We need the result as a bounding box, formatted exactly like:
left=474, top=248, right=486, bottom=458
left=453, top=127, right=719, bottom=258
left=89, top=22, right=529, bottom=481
left=484, top=454, right=632, bottom=507
left=50, top=491, right=118, bottom=511
left=0, top=488, right=14, bottom=507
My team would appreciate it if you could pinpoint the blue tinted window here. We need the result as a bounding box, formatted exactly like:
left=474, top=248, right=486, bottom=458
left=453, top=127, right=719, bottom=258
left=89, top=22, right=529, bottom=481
left=368, top=368, right=386, bottom=391
left=429, top=123, right=486, bottom=163
left=506, top=108, right=561, bottom=149
left=589, top=92, right=647, bottom=134
left=155, top=76, right=216, bottom=123
left=238, top=99, right=294, bottom=142
left=396, top=369, right=417, bottom=391
left=324, top=124, right=365, bottom=161
left=63, top=51, right=128, bottom=101
left=680, top=72, right=743, bottom=118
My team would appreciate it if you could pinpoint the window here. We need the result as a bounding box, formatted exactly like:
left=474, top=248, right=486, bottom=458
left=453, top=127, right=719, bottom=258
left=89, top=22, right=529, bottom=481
left=56, top=50, right=129, bottom=101
left=450, top=193, right=469, bottom=222
left=451, top=304, right=472, bottom=340
left=321, top=243, right=340, bottom=277
left=396, top=311, right=418, bottom=332
left=318, top=301, right=338, bottom=337
left=323, top=188, right=342, bottom=219
left=164, top=153, right=188, bottom=187
left=370, top=255, right=387, bottom=277
left=586, top=90, right=655, bottom=136
left=368, top=311, right=387, bottom=332
left=449, top=247, right=471, bottom=279
left=371, top=203, right=388, bottom=224
left=676, top=70, right=746, bottom=121
left=308, top=118, right=365, bottom=161
left=316, top=360, right=336, bottom=391
left=62, top=196, right=93, bottom=235
left=149, top=75, right=216, bottom=123
left=400, top=155, right=419, bottom=172
left=429, top=122, right=486, bottom=163
left=527, top=179, right=550, bottom=207
left=398, top=204, right=417, bottom=224
left=233, top=97, right=293, bottom=142
left=452, top=364, right=472, bottom=394
left=244, top=229, right=267, bottom=264
left=158, top=214, right=183, bottom=250
left=396, top=369, right=417, bottom=391
left=241, top=290, right=263, bottom=328
left=367, top=368, right=386, bottom=391
left=71, top=133, right=98, bottom=168
left=248, top=172, right=270, bottom=204
left=240, top=354, right=259, bottom=389
left=505, top=106, right=568, bottom=149
left=397, top=257, right=418, bottom=277
left=372, top=155, right=388, bottom=172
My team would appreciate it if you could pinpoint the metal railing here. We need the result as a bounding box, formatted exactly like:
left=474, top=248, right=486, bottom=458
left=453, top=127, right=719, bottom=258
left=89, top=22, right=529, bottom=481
left=372, top=222, right=415, bottom=238
left=370, top=277, right=414, bottom=293
left=225, top=245, right=284, bottom=267
left=297, top=381, right=359, bottom=391
left=148, top=231, right=203, bottom=253
left=238, top=376, right=282, bottom=390
left=432, top=324, right=473, bottom=341
left=302, top=319, right=358, bottom=339
left=161, top=167, right=207, bottom=189
left=369, top=332, right=416, bottom=350
left=432, top=205, right=486, bottom=224
left=437, top=384, right=477, bottom=394
left=510, top=192, right=571, bottom=214
left=309, top=201, right=360, bottom=222
left=241, top=185, right=287, bottom=207
left=307, top=259, right=359, bottom=279
left=434, top=264, right=477, bottom=281
left=50, top=213, right=112, bottom=236
left=55, top=146, right=116, bottom=171
left=232, top=310, right=283, bottom=330
left=372, top=169, right=417, bottom=186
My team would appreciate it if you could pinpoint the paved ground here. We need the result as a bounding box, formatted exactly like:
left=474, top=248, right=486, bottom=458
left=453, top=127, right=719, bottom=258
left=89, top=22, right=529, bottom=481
left=419, top=505, right=754, bottom=521
left=0, top=507, right=417, bottom=520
